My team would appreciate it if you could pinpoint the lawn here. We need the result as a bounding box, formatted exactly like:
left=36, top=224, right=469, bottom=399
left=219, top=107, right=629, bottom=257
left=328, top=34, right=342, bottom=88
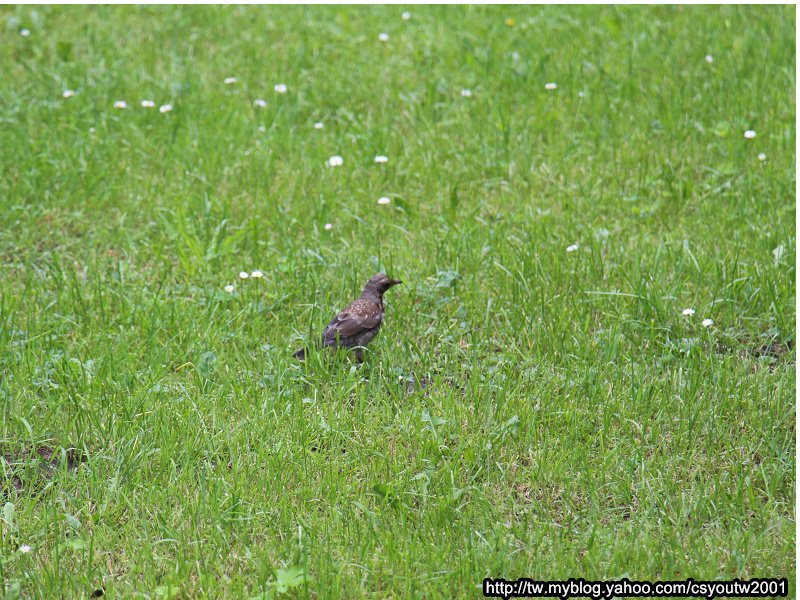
left=0, top=5, right=795, bottom=599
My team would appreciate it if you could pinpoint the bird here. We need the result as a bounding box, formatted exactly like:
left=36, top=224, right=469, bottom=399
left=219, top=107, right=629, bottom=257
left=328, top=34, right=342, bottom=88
left=294, top=273, right=402, bottom=362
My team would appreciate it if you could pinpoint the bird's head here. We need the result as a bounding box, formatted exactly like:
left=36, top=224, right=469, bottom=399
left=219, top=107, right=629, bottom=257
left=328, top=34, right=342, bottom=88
left=364, top=273, right=402, bottom=296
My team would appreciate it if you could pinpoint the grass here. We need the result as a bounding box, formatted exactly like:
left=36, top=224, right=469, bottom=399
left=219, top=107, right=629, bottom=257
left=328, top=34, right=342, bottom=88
left=0, top=4, right=795, bottom=598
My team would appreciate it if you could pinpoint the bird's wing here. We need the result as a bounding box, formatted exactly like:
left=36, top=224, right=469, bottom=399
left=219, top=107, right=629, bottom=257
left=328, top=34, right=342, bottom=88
left=322, top=300, right=382, bottom=345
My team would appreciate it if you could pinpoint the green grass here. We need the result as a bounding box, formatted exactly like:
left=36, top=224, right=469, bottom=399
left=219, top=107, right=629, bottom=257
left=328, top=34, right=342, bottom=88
left=0, top=5, right=795, bottom=598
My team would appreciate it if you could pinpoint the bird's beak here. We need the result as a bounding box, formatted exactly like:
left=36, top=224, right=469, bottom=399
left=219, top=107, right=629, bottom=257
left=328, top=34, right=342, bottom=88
left=390, top=278, right=402, bottom=286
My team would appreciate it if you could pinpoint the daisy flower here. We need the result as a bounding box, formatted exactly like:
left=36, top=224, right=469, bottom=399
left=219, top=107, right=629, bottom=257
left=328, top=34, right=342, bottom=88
left=224, top=284, right=235, bottom=293
left=141, top=100, right=156, bottom=108
left=374, top=155, right=388, bottom=164
left=314, top=122, right=324, bottom=129
left=251, top=270, right=263, bottom=278
left=545, top=82, right=558, bottom=90
left=744, top=130, right=756, bottom=139
left=239, top=271, right=250, bottom=279
left=566, top=244, right=579, bottom=253
left=401, top=11, right=411, bottom=20
left=62, top=90, right=76, bottom=99
left=274, top=83, right=287, bottom=94
left=20, top=29, right=30, bottom=37
left=682, top=308, right=695, bottom=316
left=758, top=153, right=766, bottom=161
left=19, top=545, right=31, bottom=554
left=701, top=318, right=714, bottom=327
left=327, top=155, right=343, bottom=167
left=705, top=54, right=714, bottom=63
left=224, top=77, right=238, bottom=85
left=254, top=99, right=267, bottom=108
left=324, top=223, right=333, bottom=230
left=159, top=104, right=173, bottom=113
left=378, top=196, right=391, bottom=205
left=113, top=100, right=128, bottom=109
left=378, top=32, right=390, bottom=42
left=460, top=89, right=473, bottom=97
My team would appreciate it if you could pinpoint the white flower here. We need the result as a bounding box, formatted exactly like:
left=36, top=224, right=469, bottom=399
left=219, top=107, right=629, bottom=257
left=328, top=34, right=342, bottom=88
left=113, top=100, right=128, bottom=109
left=327, top=155, right=343, bottom=167
left=19, top=545, right=31, bottom=554
left=254, top=99, right=267, bottom=108
left=324, top=223, right=333, bottom=230
left=251, top=270, right=263, bottom=278
left=566, top=244, right=579, bottom=253
left=374, top=155, right=388, bottom=164
left=141, top=100, right=155, bottom=108
left=89, top=127, right=96, bottom=134
left=744, top=130, right=756, bottom=139
left=313, top=121, right=324, bottom=129
left=758, top=152, right=766, bottom=161
left=20, top=29, right=30, bottom=37
left=682, top=308, right=695, bottom=316
left=545, top=82, right=558, bottom=90
left=401, top=11, right=411, bottom=20
left=224, top=77, right=238, bottom=85
left=257, top=125, right=266, bottom=132
left=578, top=91, right=585, bottom=98
left=460, top=89, right=473, bottom=97
left=274, top=83, right=287, bottom=94
left=705, top=54, right=714, bottom=64
left=378, top=32, right=390, bottom=42
left=702, top=318, right=714, bottom=327
left=62, top=90, right=75, bottom=99
left=224, top=284, right=235, bottom=293
left=377, top=196, right=391, bottom=205
left=159, top=104, right=173, bottom=113
left=239, top=271, right=250, bottom=279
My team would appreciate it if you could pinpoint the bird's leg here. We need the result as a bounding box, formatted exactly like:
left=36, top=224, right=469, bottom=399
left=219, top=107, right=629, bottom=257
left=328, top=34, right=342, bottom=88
left=354, top=347, right=364, bottom=363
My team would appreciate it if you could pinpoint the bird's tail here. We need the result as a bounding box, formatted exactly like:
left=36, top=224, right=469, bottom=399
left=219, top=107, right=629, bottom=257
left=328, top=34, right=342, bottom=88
left=293, top=347, right=306, bottom=361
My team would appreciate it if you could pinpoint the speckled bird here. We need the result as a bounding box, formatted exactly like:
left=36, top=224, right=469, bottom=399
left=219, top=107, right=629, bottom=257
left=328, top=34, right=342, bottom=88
left=293, top=273, right=402, bottom=362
